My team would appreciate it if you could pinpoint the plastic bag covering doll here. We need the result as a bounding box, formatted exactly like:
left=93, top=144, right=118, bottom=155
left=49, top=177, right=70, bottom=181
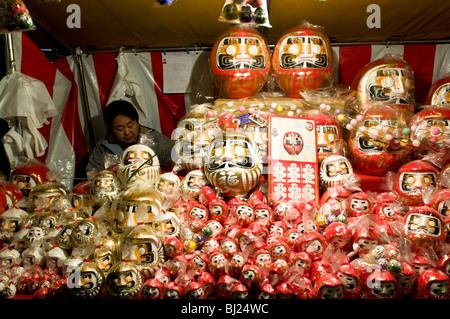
left=90, top=169, right=121, bottom=208
left=347, top=103, right=412, bottom=176
left=119, top=206, right=164, bottom=273
left=210, top=25, right=271, bottom=99
left=319, top=154, right=354, bottom=189
left=204, top=132, right=263, bottom=197
left=351, top=54, right=416, bottom=113
left=409, top=106, right=450, bottom=152
left=180, top=169, right=208, bottom=200
left=272, top=21, right=334, bottom=98
left=404, top=206, right=446, bottom=250
left=155, top=171, right=181, bottom=206
left=171, top=103, right=217, bottom=172
left=425, top=75, right=450, bottom=106
left=10, top=160, right=50, bottom=197
left=394, top=160, right=439, bottom=207
left=0, top=207, right=28, bottom=244
left=313, top=272, right=345, bottom=299
left=29, top=181, right=68, bottom=210
left=112, top=185, right=163, bottom=235
left=117, top=141, right=160, bottom=187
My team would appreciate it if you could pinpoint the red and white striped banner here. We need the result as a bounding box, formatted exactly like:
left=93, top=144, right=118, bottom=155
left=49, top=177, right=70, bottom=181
left=12, top=32, right=450, bottom=188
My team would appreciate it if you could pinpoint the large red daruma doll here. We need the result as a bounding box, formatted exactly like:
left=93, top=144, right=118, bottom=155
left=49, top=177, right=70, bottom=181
left=425, top=75, right=450, bottom=106
left=210, top=25, right=271, bottom=99
left=347, top=105, right=412, bottom=176
left=351, top=55, right=415, bottom=113
left=272, top=23, right=333, bottom=98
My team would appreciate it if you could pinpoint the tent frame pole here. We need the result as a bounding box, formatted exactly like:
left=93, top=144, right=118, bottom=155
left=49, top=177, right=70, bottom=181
left=5, top=34, right=16, bottom=74
left=74, top=47, right=96, bottom=153
left=3, top=34, right=23, bottom=141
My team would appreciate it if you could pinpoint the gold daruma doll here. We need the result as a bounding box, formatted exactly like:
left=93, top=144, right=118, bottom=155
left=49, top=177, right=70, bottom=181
left=272, top=22, right=333, bottom=97
left=204, top=132, right=263, bottom=197
left=210, top=25, right=271, bottom=99
left=425, top=75, right=450, bottom=106
left=351, top=54, right=415, bottom=113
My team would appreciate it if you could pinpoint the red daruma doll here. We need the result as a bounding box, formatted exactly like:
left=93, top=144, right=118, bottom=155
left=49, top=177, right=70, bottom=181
left=404, top=206, right=446, bottom=250
left=347, top=104, right=412, bottom=176
left=272, top=21, right=334, bottom=98
left=210, top=25, right=271, bottom=99
left=394, top=160, right=439, bottom=207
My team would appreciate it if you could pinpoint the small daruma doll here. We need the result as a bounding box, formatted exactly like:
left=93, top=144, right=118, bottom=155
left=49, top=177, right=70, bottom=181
left=210, top=25, right=271, bottom=99
left=404, top=206, right=446, bottom=249
left=171, top=104, right=216, bottom=171
left=90, top=169, right=121, bottom=208
left=204, top=132, right=263, bottom=197
left=347, top=104, right=412, bottom=176
left=180, top=169, right=208, bottom=199
left=351, top=54, right=415, bottom=113
left=319, top=154, right=354, bottom=189
left=11, top=160, right=50, bottom=197
left=394, top=160, right=439, bottom=207
left=308, top=112, right=344, bottom=163
left=271, top=22, right=333, bottom=97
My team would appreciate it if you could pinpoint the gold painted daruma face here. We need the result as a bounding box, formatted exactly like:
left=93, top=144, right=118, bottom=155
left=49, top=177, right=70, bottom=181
left=90, top=170, right=121, bottom=206
left=112, top=187, right=163, bottom=234
left=204, top=133, right=262, bottom=197
left=105, top=261, right=142, bottom=299
left=425, top=76, right=450, bottom=106
left=29, top=181, right=67, bottom=209
left=70, top=261, right=105, bottom=299
left=352, top=55, right=415, bottom=112
left=121, top=224, right=164, bottom=270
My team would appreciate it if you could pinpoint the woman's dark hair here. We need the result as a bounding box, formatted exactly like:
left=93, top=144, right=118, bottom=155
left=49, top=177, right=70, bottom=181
left=103, top=100, right=139, bottom=128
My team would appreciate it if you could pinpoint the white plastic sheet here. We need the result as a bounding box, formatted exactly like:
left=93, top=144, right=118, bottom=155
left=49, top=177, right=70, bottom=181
left=0, top=71, right=58, bottom=166
left=107, top=51, right=147, bottom=122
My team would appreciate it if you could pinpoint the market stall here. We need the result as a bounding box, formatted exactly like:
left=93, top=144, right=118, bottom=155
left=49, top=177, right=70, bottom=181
left=0, top=0, right=449, bottom=300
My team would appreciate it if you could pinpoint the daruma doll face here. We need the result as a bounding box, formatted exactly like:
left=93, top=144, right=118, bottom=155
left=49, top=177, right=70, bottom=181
left=425, top=75, right=450, bottom=106
left=210, top=26, right=271, bottom=99
left=347, top=107, right=411, bottom=176
left=204, top=133, right=263, bottom=197
left=352, top=55, right=415, bottom=113
left=272, top=26, right=333, bottom=97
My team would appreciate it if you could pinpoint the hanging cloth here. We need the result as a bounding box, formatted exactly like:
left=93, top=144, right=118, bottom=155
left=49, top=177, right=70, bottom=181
left=0, top=71, right=58, bottom=166
left=107, top=51, right=147, bottom=117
